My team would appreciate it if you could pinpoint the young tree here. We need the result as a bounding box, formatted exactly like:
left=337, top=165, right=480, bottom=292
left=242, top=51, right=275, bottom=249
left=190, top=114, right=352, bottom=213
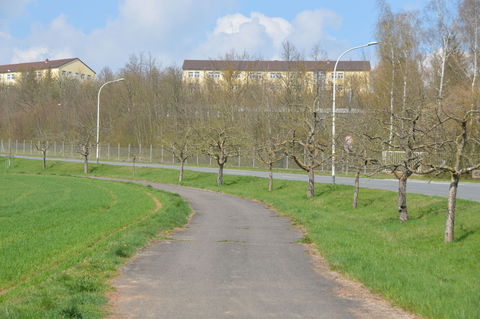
left=424, top=97, right=480, bottom=242
left=287, top=101, right=329, bottom=198
left=76, top=128, right=95, bottom=174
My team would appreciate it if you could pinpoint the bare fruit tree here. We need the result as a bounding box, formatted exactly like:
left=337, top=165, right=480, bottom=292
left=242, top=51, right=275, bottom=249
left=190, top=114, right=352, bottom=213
left=425, top=106, right=480, bottom=242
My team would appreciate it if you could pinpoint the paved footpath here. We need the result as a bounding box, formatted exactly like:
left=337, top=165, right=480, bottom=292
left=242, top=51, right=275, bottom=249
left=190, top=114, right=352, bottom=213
left=96, top=177, right=416, bottom=319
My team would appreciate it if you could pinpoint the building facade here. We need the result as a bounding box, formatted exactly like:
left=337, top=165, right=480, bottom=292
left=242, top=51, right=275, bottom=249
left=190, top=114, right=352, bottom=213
left=0, top=58, right=95, bottom=85
left=182, top=59, right=371, bottom=91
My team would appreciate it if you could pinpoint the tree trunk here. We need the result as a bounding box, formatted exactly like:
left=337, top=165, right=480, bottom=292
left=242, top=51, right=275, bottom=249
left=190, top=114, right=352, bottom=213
left=353, top=169, right=360, bottom=209
left=42, top=150, right=47, bottom=169
left=217, top=163, right=224, bottom=186
left=179, top=159, right=185, bottom=183
left=307, top=168, right=315, bottom=198
left=398, top=175, right=408, bottom=222
left=445, top=173, right=459, bottom=243
left=268, top=163, right=273, bottom=191
left=83, top=155, right=89, bottom=174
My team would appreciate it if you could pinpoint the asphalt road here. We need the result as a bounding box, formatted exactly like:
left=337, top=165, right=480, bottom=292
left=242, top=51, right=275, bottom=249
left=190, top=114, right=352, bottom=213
left=100, top=178, right=363, bottom=319
left=9, top=155, right=480, bottom=202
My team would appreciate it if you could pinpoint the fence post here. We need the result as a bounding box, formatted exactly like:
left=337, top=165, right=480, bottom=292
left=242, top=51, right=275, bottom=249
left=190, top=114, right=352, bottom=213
left=161, top=146, right=164, bottom=163
left=15, top=140, right=18, bottom=155
left=107, top=143, right=110, bottom=160
left=172, top=152, right=175, bottom=164
left=209, top=156, right=212, bottom=166
left=285, top=156, right=289, bottom=169
left=149, top=144, right=153, bottom=162
left=196, top=153, right=199, bottom=165
left=30, top=141, right=33, bottom=154
left=139, top=144, right=142, bottom=160
left=128, top=144, right=131, bottom=160
left=238, top=155, right=241, bottom=167
left=62, top=141, right=65, bottom=157
left=23, top=140, right=25, bottom=154
left=71, top=143, right=74, bottom=157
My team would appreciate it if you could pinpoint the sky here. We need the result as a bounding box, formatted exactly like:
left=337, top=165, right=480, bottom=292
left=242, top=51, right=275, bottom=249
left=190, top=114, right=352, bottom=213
left=0, top=0, right=431, bottom=72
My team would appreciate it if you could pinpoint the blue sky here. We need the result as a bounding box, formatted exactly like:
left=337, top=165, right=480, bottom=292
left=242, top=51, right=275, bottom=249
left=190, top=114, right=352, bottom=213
left=0, top=0, right=430, bottom=72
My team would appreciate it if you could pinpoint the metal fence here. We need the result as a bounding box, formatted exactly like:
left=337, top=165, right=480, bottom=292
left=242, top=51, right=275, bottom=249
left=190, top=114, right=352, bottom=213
left=0, top=139, right=377, bottom=175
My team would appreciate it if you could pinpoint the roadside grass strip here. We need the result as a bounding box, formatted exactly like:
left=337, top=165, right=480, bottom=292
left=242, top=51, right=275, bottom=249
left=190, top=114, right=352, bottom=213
left=2, top=158, right=480, bottom=319
left=0, top=166, right=190, bottom=318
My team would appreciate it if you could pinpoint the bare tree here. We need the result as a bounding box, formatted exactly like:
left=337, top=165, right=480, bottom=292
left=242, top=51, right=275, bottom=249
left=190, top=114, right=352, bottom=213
left=287, top=104, right=329, bottom=198
left=423, top=102, right=480, bottom=242
left=34, top=139, right=49, bottom=169
left=162, top=127, right=194, bottom=183
left=76, top=130, right=94, bottom=174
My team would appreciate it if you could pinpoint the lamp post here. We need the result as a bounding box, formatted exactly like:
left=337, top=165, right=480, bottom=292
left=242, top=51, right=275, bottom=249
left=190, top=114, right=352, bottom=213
left=96, top=78, right=125, bottom=163
left=331, top=41, right=379, bottom=184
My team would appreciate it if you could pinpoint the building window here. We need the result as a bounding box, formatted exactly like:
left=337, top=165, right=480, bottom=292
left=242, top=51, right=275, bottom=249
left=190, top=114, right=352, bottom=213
left=35, top=71, right=42, bottom=78
left=207, top=72, right=220, bottom=79
left=188, top=72, right=194, bottom=77
left=194, top=71, right=200, bottom=78
left=62, top=71, right=66, bottom=76
left=250, top=72, right=262, bottom=79
left=233, top=72, right=242, bottom=79
left=87, top=75, right=92, bottom=80
left=81, top=74, right=85, bottom=80
left=7, top=74, right=15, bottom=80
left=331, top=72, right=344, bottom=79
left=269, top=72, right=281, bottom=79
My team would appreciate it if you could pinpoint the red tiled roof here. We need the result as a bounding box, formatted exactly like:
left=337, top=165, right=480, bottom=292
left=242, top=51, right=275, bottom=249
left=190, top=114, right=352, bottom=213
left=182, top=60, right=371, bottom=72
left=0, top=58, right=94, bottom=73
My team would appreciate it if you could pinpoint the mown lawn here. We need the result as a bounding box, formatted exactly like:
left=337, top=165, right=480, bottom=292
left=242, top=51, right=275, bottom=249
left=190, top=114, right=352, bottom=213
left=0, top=162, right=190, bottom=318
left=2, top=157, right=480, bottom=319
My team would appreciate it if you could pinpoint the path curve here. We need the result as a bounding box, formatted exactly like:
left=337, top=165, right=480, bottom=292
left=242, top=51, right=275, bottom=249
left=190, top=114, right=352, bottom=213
left=94, top=177, right=417, bottom=319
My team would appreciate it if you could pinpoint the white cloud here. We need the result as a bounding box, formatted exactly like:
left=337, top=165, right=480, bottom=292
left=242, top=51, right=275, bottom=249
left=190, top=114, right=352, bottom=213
left=12, top=46, right=48, bottom=63
left=1, top=1, right=345, bottom=72
left=193, top=9, right=343, bottom=60
left=2, top=0, right=232, bottom=70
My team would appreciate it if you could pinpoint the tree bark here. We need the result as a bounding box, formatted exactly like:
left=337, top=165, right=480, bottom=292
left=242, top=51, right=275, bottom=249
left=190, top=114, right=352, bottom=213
left=307, top=168, right=315, bottom=198
left=445, top=173, right=459, bottom=243
left=42, top=150, right=47, bottom=169
left=398, top=174, right=408, bottom=222
left=268, top=163, right=273, bottom=191
left=83, top=156, right=89, bottom=174
left=217, top=162, right=224, bottom=186
left=179, top=159, right=185, bottom=183
left=353, top=169, right=360, bottom=209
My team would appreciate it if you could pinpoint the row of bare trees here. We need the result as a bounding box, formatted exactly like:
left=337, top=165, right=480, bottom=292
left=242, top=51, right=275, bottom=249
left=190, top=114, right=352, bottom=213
left=0, top=0, right=479, bottom=242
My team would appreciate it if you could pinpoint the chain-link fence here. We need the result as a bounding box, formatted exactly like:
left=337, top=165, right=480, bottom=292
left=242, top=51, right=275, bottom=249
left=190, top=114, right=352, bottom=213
left=0, top=139, right=383, bottom=175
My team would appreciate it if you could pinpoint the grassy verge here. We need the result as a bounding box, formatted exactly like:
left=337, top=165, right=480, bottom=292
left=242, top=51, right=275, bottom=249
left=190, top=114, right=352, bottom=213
left=2, top=157, right=480, bottom=319
left=0, top=162, right=190, bottom=318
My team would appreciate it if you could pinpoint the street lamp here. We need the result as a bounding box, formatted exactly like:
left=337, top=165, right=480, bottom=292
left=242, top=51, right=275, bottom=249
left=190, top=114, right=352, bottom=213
left=96, top=78, right=125, bottom=163
left=331, top=41, right=379, bottom=184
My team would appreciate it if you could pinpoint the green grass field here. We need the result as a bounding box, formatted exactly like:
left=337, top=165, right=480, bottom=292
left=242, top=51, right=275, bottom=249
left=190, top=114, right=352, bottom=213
left=2, top=157, right=480, bottom=319
left=0, top=163, right=190, bottom=318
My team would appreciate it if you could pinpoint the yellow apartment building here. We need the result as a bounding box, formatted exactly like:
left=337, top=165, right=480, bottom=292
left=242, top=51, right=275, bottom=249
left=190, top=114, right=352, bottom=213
left=0, top=58, right=95, bottom=84
left=182, top=59, right=371, bottom=92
